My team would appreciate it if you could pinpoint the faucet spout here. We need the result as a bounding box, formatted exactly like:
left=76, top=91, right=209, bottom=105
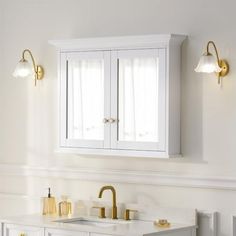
left=98, top=185, right=118, bottom=219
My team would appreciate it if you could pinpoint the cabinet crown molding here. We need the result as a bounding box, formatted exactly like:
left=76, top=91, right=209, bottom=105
left=49, top=34, right=186, bottom=51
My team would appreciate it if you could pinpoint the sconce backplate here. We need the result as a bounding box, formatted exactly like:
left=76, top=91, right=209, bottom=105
left=218, top=59, right=229, bottom=77
left=36, top=65, right=44, bottom=80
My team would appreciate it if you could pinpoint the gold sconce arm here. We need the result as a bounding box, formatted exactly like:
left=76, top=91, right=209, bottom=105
left=22, top=49, right=44, bottom=86
left=206, top=41, right=220, bottom=64
left=22, top=49, right=37, bottom=74
left=206, top=41, right=229, bottom=84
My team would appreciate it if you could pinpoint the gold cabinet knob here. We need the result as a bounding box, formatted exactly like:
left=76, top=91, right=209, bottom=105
left=103, top=118, right=117, bottom=124
left=92, top=206, right=106, bottom=218
left=108, top=118, right=116, bottom=123
left=124, top=209, right=138, bottom=220
left=19, top=233, right=26, bottom=236
left=103, top=118, right=109, bottom=124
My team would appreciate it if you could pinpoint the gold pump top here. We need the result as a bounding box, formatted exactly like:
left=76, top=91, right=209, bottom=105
left=47, top=188, right=51, bottom=198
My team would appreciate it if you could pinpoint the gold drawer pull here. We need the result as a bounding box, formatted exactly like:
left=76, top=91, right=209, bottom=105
left=19, top=233, right=26, bottom=236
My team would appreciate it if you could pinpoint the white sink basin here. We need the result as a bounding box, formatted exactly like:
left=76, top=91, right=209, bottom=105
left=54, top=217, right=128, bottom=228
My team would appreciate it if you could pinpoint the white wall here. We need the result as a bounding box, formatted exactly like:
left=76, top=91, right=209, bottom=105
left=0, top=0, right=236, bottom=235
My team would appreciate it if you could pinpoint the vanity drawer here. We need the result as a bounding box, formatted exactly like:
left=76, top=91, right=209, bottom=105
left=90, top=234, right=115, bottom=236
left=46, top=228, right=88, bottom=236
left=4, top=224, right=44, bottom=236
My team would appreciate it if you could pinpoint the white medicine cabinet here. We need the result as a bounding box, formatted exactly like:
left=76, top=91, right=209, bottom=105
left=50, top=34, right=186, bottom=158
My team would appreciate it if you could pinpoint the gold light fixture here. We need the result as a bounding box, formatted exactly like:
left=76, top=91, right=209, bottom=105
left=13, top=49, right=44, bottom=86
left=195, top=41, right=229, bottom=84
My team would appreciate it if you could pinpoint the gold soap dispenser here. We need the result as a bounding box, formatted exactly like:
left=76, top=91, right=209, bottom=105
left=58, top=196, right=72, bottom=216
left=42, top=188, right=57, bottom=215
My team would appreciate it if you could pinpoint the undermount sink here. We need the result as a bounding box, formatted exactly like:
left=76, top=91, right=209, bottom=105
left=54, top=217, right=128, bottom=228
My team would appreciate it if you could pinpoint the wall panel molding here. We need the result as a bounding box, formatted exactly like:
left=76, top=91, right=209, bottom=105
left=0, top=192, right=32, bottom=199
left=0, top=164, right=236, bottom=191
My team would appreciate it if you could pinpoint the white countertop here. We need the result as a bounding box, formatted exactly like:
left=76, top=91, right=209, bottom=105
left=0, top=214, right=196, bottom=236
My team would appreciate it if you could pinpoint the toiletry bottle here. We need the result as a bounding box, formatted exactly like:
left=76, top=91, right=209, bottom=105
left=42, top=188, right=57, bottom=215
left=58, top=196, right=72, bottom=216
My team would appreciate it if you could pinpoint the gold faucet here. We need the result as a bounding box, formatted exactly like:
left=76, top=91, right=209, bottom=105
left=98, top=185, right=118, bottom=219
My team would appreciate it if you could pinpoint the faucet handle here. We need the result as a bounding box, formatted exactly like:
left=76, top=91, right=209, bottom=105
left=92, top=206, right=106, bottom=219
left=124, top=209, right=138, bottom=221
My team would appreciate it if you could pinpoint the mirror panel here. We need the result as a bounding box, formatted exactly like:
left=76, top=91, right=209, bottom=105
left=118, top=57, right=159, bottom=142
left=67, top=58, right=104, bottom=140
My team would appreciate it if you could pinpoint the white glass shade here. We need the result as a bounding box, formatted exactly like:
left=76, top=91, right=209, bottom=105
left=195, top=53, right=222, bottom=73
left=13, top=59, right=34, bottom=78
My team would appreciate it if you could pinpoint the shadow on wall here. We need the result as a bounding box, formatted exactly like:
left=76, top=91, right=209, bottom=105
left=181, top=37, right=203, bottom=162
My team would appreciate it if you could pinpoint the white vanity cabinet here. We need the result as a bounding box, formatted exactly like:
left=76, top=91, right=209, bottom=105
left=46, top=228, right=88, bottom=236
left=89, top=234, right=110, bottom=236
left=50, top=34, right=185, bottom=158
left=4, top=224, right=44, bottom=236
left=46, top=229, right=194, bottom=236
left=1, top=222, right=196, bottom=236
left=46, top=229, right=195, bottom=236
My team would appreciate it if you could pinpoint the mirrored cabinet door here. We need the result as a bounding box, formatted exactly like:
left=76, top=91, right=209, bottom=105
left=60, top=51, right=111, bottom=148
left=110, top=49, right=166, bottom=151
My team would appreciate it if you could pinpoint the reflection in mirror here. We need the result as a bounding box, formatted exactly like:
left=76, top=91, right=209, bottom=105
left=118, top=57, right=159, bottom=142
left=67, top=59, right=104, bottom=140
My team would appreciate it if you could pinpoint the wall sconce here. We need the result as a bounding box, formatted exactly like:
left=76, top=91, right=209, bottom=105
left=195, top=41, right=229, bottom=84
left=13, top=49, right=44, bottom=86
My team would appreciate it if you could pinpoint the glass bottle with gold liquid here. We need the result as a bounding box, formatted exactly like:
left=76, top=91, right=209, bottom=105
left=42, top=188, right=57, bottom=215
left=58, top=196, right=72, bottom=216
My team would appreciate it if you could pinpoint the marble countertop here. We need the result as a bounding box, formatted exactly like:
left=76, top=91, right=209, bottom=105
left=0, top=214, right=196, bottom=236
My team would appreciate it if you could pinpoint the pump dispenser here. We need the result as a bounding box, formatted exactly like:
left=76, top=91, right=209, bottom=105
left=42, top=188, right=57, bottom=215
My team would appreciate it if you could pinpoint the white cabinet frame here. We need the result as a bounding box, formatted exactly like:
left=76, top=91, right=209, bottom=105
left=46, top=228, right=88, bottom=236
left=50, top=34, right=186, bottom=158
